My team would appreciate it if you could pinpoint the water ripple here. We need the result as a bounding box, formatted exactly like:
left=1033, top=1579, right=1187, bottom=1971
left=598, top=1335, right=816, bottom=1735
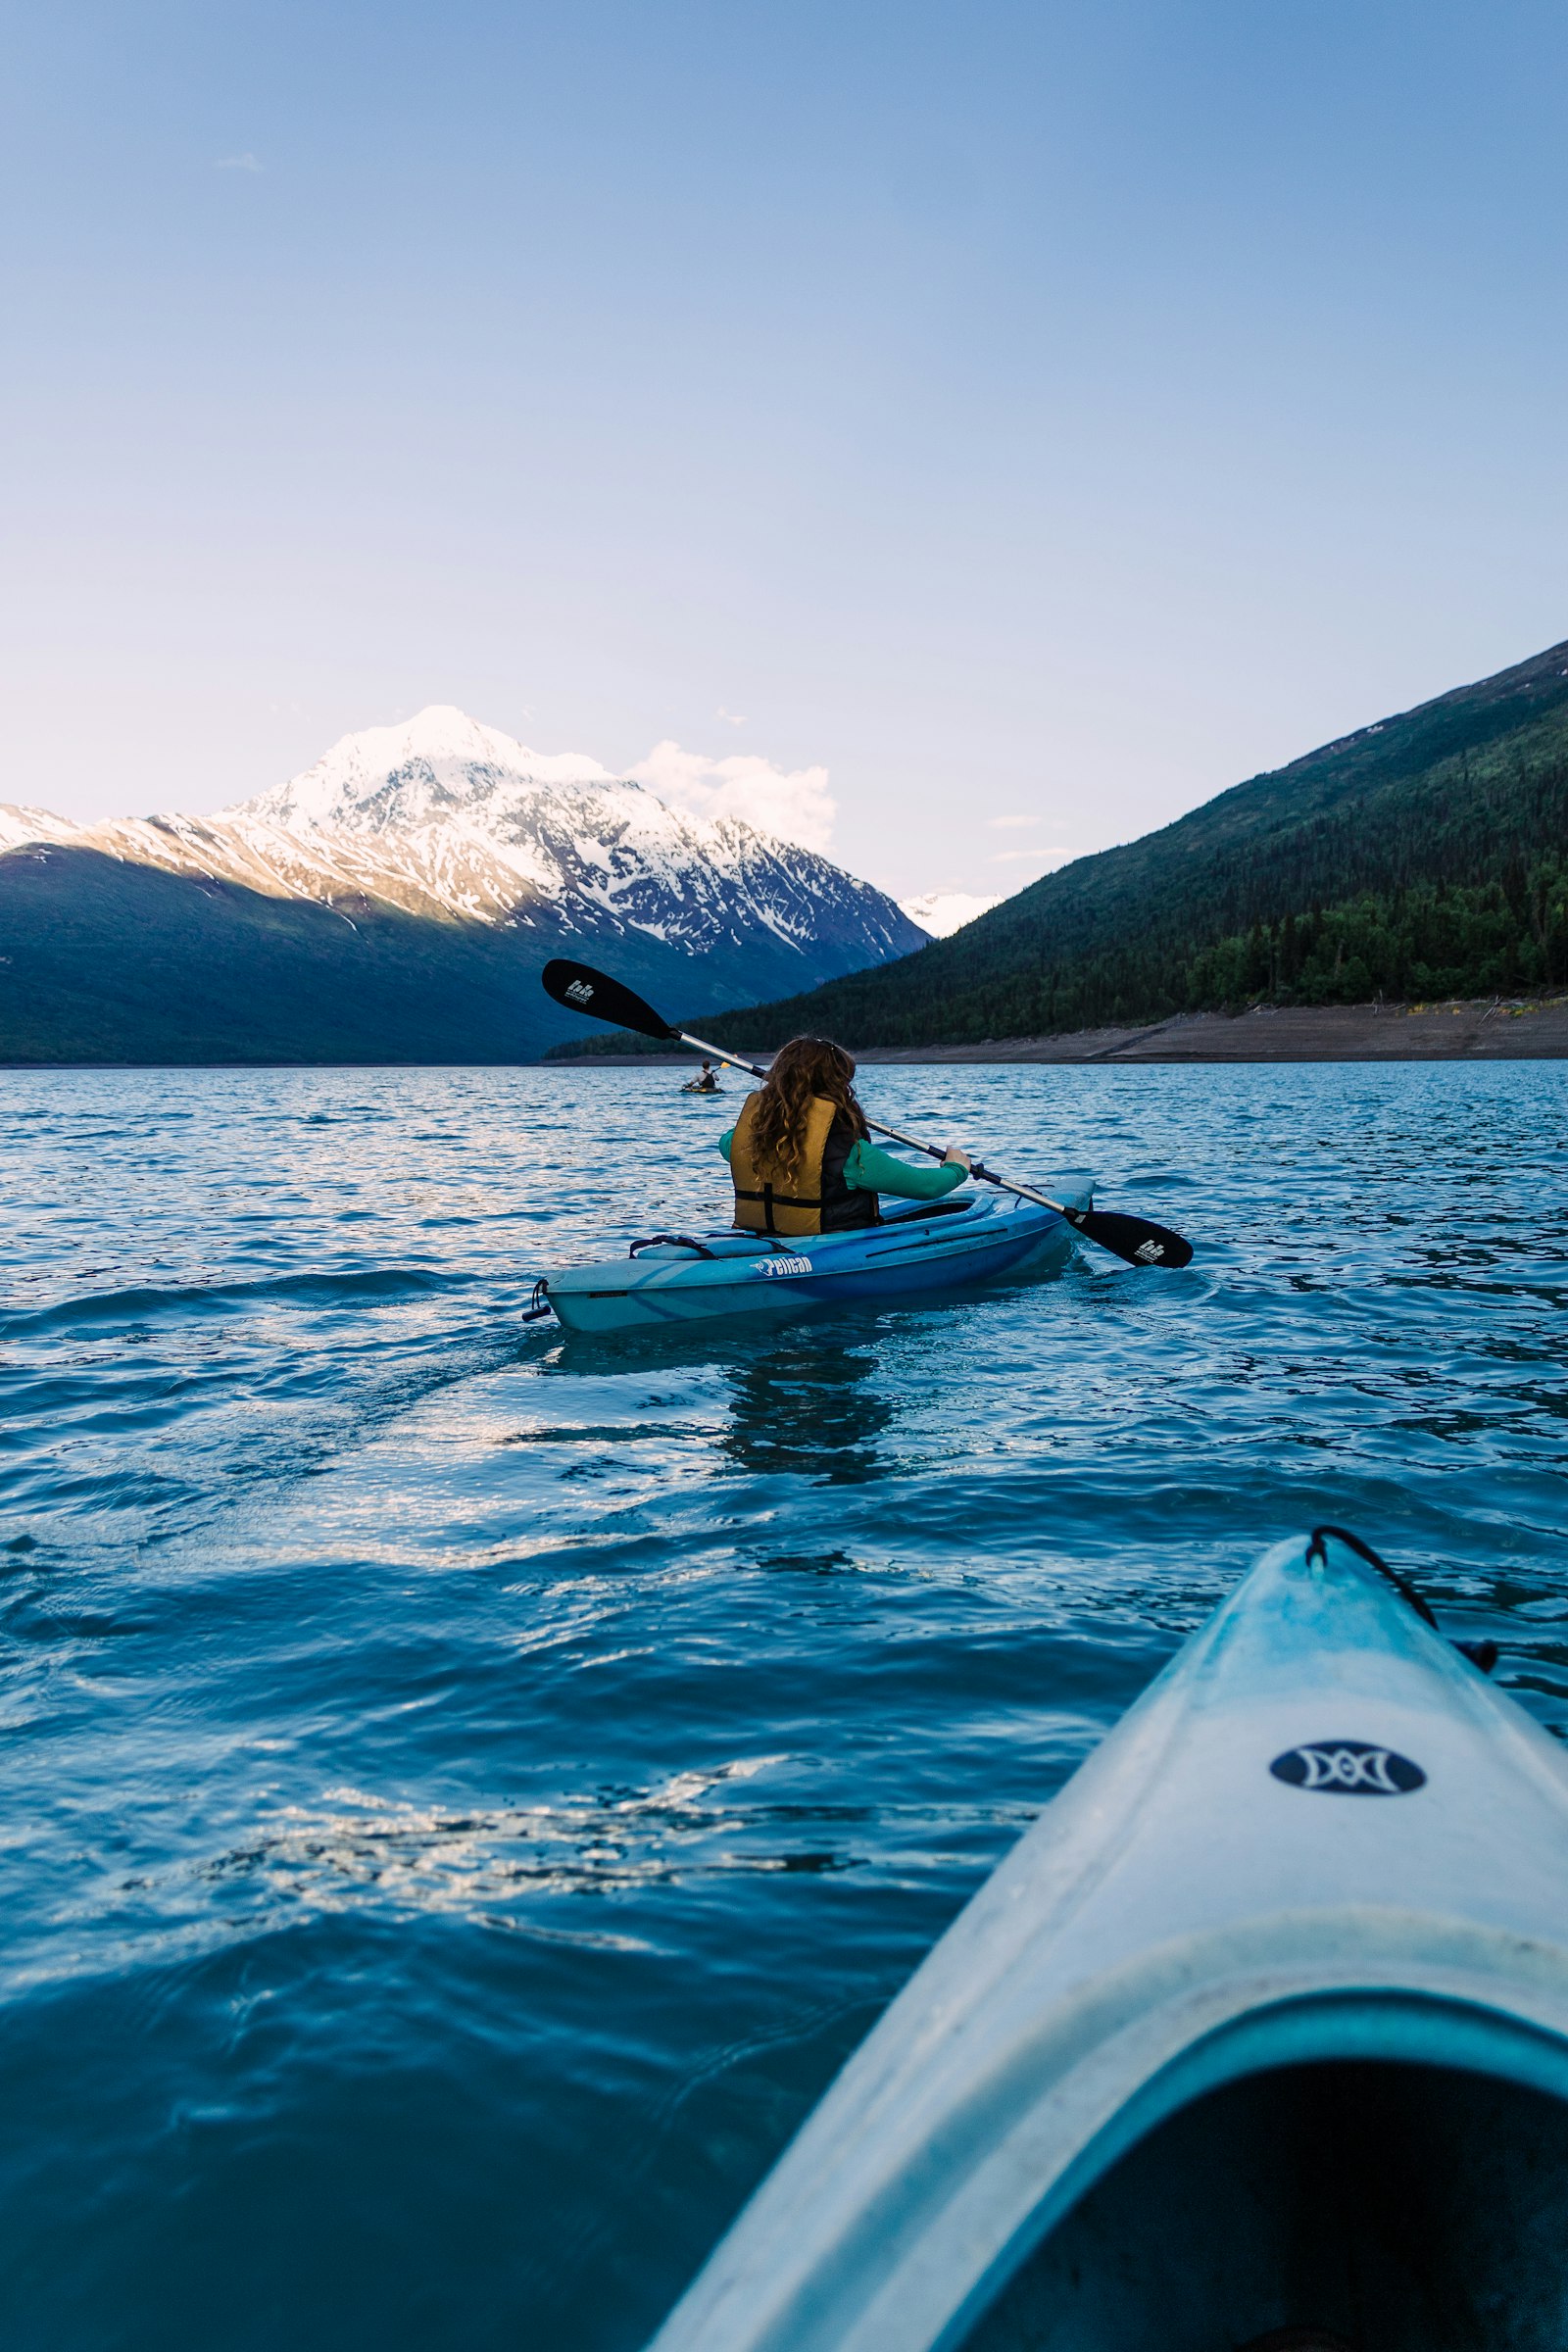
left=0, top=1059, right=1563, bottom=2349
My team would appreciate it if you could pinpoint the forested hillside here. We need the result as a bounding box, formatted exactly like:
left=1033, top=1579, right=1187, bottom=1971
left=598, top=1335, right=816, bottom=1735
left=591, top=638, right=1568, bottom=1053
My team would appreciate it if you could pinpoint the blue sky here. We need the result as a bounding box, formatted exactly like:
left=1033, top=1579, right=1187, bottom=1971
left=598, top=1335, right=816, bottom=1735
left=4, top=0, right=1566, bottom=901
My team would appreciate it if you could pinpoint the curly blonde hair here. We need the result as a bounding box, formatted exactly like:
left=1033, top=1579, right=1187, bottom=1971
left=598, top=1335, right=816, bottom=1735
left=748, top=1036, right=868, bottom=1184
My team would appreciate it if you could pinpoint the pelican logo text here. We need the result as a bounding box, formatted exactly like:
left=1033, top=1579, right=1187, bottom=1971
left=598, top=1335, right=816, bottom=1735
left=1270, top=1740, right=1426, bottom=1796
left=564, top=978, right=595, bottom=1005
left=757, top=1255, right=813, bottom=1277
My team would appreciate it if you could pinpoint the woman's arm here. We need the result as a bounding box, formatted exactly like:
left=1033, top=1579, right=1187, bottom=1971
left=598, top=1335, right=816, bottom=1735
left=844, top=1139, right=969, bottom=1200
left=718, top=1128, right=735, bottom=1160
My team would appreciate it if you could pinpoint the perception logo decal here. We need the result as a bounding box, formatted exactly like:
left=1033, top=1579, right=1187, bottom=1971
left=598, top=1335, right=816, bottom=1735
left=1270, top=1740, right=1426, bottom=1796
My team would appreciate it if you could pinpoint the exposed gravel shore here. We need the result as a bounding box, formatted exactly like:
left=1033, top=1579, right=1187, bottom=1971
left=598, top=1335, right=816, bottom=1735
left=857, top=995, right=1568, bottom=1062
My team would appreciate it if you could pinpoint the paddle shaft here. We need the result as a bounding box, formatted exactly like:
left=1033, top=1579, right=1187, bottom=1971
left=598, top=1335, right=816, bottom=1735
left=537, top=961, right=1191, bottom=1264
left=674, top=1028, right=1076, bottom=1221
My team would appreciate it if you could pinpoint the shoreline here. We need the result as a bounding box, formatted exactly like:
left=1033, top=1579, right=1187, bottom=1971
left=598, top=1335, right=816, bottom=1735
left=4, top=997, right=1563, bottom=1073
left=548, top=995, right=1568, bottom=1066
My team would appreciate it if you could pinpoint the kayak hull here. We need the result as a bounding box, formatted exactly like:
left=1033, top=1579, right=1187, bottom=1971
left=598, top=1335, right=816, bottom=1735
left=543, top=1179, right=1091, bottom=1336
left=649, top=1533, right=1568, bottom=2352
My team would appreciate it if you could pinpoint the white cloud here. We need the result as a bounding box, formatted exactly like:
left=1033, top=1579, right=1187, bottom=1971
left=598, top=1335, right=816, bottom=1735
left=216, top=153, right=263, bottom=172
left=630, top=740, right=836, bottom=855
left=900, top=891, right=1003, bottom=937
left=715, top=706, right=748, bottom=727
left=987, top=812, right=1038, bottom=829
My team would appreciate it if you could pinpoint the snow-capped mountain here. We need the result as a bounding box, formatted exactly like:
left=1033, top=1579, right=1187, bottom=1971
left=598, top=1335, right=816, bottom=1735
left=223, top=706, right=926, bottom=961
left=5, top=707, right=924, bottom=962
left=0, top=710, right=929, bottom=1065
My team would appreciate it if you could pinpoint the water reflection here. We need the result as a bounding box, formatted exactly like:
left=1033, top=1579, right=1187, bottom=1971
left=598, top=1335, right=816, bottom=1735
left=721, top=1333, right=894, bottom=1484
left=522, top=1315, right=899, bottom=1483
left=3, top=1062, right=1566, bottom=2352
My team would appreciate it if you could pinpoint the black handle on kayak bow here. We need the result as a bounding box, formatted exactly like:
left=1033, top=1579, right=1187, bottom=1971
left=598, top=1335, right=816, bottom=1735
left=1306, top=1527, right=1499, bottom=1674
left=540, top=958, right=1195, bottom=1270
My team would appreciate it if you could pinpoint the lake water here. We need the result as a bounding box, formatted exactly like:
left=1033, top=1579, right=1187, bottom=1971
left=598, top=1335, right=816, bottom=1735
left=1, top=1060, right=1564, bottom=2349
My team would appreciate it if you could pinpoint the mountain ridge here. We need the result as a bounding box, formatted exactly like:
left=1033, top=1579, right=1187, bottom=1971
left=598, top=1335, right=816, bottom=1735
left=0, top=709, right=926, bottom=1064
left=560, top=638, right=1568, bottom=1055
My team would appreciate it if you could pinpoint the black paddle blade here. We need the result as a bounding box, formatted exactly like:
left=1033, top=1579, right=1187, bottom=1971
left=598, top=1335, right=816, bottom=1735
left=540, top=959, right=675, bottom=1041
left=1064, top=1205, right=1194, bottom=1269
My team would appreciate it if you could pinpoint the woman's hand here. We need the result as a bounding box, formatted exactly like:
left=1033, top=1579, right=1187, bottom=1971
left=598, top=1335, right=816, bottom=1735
left=943, top=1146, right=972, bottom=1172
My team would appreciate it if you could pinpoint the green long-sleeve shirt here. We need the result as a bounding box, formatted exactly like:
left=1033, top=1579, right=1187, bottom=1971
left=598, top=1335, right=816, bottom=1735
left=718, top=1127, right=968, bottom=1201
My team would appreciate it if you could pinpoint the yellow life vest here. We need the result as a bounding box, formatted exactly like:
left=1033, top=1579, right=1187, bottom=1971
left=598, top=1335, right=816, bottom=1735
left=729, top=1092, right=879, bottom=1237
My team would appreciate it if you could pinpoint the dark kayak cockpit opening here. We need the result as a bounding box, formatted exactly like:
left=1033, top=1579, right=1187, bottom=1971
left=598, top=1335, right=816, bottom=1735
left=956, top=2057, right=1568, bottom=2352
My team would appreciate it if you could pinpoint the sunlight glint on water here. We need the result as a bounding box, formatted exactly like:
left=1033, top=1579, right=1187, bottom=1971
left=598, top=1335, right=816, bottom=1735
left=0, top=1061, right=1564, bottom=2349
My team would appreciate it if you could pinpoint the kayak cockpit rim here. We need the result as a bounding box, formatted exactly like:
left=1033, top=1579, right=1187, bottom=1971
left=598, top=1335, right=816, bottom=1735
left=934, top=1980, right=1568, bottom=2352
left=648, top=1532, right=1568, bottom=2352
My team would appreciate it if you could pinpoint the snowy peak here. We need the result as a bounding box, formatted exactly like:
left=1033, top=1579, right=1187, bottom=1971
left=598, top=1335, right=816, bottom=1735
left=229, top=705, right=620, bottom=838
left=3, top=707, right=929, bottom=981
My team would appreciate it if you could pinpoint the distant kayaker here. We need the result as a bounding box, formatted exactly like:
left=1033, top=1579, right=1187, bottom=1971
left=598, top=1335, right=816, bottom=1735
left=720, top=1035, right=970, bottom=1235
left=682, top=1060, right=721, bottom=1095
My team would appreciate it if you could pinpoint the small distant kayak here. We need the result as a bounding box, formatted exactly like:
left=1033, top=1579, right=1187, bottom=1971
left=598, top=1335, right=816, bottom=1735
left=680, top=1081, right=723, bottom=1096
left=650, top=1528, right=1568, bottom=2351
left=538, top=1176, right=1091, bottom=1336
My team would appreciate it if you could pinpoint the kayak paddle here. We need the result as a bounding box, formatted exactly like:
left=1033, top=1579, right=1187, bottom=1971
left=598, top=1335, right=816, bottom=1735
left=541, top=958, right=1194, bottom=1269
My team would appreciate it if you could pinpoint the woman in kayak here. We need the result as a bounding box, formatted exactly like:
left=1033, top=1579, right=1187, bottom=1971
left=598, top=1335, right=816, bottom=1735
left=720, top=1035, right=970, bottom=1236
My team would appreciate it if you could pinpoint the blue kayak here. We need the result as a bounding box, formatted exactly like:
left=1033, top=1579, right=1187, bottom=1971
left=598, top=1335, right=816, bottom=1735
left=648, top=1529, right=1568, bottom=2351
left=540, top=1175, right=1092, bottom=1335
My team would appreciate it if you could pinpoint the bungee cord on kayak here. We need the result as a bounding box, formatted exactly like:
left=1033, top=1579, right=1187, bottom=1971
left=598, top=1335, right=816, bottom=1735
left=645, top=1527, right=1568, bottom=2352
